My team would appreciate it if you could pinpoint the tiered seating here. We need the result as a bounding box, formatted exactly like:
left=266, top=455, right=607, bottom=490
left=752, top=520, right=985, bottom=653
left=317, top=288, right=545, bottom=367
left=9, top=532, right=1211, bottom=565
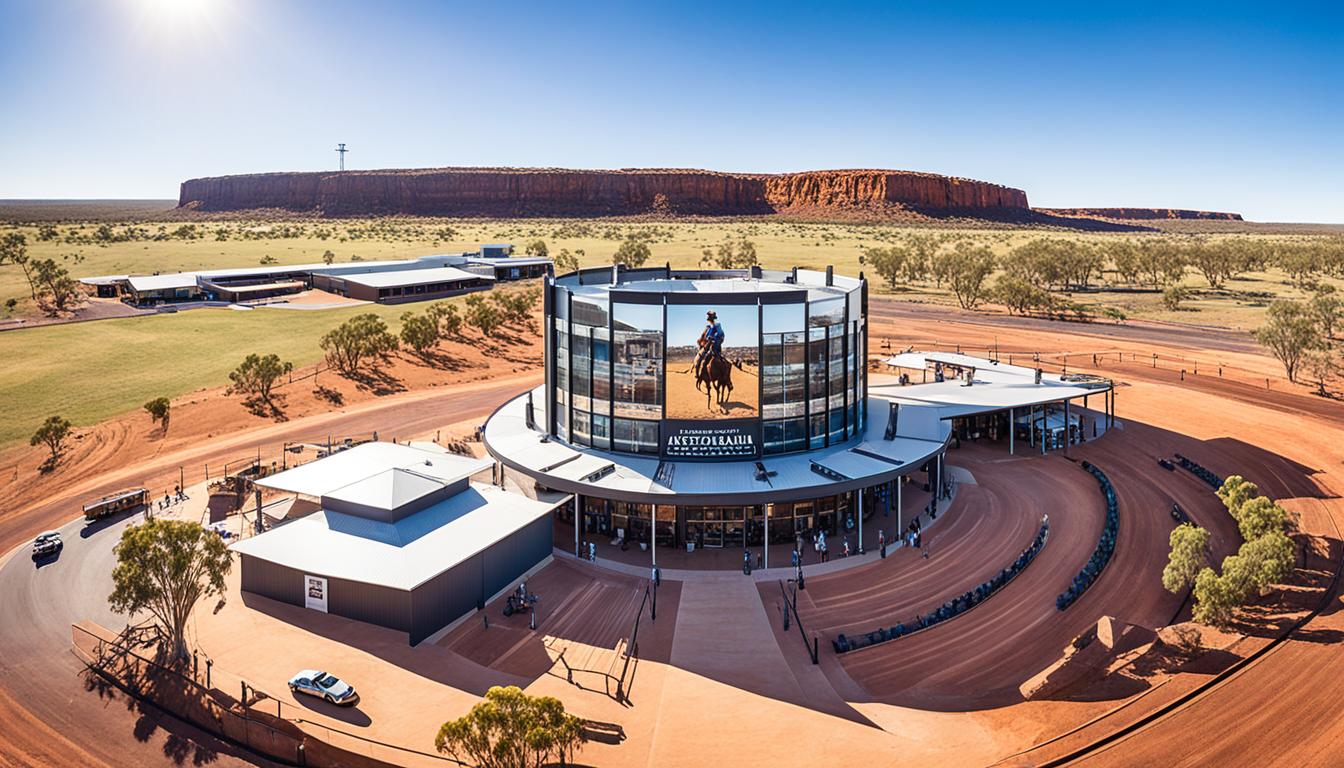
left=1173, top=453, right=1223, bottom=489
left=833, top=519, right=1049, bottom=654
left=1056, top=461, right=1118, bottom=611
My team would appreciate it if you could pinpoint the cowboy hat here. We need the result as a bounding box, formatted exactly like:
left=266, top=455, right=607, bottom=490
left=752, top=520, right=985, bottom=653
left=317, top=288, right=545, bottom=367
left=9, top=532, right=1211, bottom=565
left=706, top=310, right=717, bottom=319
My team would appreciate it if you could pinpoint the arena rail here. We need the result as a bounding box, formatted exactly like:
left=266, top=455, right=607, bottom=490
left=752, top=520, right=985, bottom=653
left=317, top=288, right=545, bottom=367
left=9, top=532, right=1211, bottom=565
left=833, top=517, right=1050, bottom=654
left=1055, top=461, right=1118, bottom=611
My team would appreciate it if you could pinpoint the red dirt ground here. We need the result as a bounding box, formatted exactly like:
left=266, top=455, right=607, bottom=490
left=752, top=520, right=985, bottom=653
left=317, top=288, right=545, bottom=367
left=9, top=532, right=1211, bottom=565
left=3, top=298, right=1344, bottom=767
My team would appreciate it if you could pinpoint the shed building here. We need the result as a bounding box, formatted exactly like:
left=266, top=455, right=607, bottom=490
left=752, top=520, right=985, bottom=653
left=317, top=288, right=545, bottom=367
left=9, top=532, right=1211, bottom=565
left=231, top=442, right=559, bottom=644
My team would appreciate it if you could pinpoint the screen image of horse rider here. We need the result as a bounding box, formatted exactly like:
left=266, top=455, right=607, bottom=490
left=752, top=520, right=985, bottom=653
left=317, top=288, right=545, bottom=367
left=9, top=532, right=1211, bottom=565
left=694, top=310, right=724, bottom=381
left=664, top=304, right=759, bottom=419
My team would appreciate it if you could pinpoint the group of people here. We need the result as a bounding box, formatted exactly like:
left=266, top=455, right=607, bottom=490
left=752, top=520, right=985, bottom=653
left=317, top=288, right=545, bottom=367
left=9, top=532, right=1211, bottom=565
left=834, top=517, right=1051, bottom=654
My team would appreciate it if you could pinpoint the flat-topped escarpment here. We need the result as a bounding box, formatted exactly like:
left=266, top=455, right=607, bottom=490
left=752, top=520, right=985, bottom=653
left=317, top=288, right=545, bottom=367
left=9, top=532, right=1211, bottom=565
left=1036, top=207, right=1243, bottom=221
left=177, top=167, right=1030, bottom=218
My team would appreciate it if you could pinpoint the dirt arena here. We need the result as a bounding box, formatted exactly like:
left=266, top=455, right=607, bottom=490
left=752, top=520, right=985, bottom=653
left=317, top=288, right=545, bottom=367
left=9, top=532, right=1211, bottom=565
left=664, top=349, right=759, bottom=419
left=3, top=298, right=1343, bottom=767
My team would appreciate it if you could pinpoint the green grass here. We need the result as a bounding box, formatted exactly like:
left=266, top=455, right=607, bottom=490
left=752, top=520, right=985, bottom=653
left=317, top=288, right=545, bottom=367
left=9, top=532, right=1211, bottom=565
left=0, top=302, right=411, bottom=446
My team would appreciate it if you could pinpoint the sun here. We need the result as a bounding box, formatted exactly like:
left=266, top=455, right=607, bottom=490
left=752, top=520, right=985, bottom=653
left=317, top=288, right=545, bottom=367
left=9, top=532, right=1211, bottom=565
left=132, top=0, right=222, bottom=31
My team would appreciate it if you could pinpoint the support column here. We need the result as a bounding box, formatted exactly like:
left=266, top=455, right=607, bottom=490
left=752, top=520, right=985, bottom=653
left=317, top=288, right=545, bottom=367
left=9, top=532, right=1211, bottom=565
left=1029, top=404, right=1036, bottom=447
left=763, top=504, right=769, bottom=569
left=1041, top=405, right=1047, bottom=455
left=651, top=504, right=657, bottom=568
left=1009, top=407, right=1015, bottom=455
left=896, top=476, right=903, bottom=538
left=574, top=493, right=582, bottom=558
left=1064, top=398, right=1071, bottom=453
left=857, top=488, right=864, bottom=555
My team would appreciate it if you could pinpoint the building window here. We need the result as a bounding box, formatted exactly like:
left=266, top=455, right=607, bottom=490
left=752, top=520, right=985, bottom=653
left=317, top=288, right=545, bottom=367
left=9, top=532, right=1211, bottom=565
left=613, top=418, right=659, bottom=454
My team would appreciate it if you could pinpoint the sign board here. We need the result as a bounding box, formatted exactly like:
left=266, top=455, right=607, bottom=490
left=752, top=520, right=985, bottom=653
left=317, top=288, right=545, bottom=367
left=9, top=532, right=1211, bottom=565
left=662, top=419, right=761, bottom=460
left=304, top=574, right=328, bottom=613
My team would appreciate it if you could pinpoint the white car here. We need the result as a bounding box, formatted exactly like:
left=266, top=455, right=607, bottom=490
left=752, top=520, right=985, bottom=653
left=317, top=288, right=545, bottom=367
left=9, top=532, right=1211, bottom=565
left=32, top=531, right=63, bottom=558
left=287, top=670, right=359, bottom=706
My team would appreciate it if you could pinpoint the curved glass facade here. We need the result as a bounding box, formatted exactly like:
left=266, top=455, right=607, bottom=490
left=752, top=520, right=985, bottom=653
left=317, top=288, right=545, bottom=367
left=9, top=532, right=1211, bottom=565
left=548, top=267, right=867, bottom=460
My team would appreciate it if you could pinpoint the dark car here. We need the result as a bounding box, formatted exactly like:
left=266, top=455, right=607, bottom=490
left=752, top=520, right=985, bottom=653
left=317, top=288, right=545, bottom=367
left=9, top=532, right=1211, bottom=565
left=32, top=531, right=63, bottom=558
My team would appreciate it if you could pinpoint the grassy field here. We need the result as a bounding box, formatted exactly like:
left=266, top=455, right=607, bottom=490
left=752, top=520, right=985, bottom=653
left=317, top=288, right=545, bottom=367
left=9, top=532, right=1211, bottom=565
left=1, top=213, right=1340, bottom=447
left=0, top=301, right=414, bottom=446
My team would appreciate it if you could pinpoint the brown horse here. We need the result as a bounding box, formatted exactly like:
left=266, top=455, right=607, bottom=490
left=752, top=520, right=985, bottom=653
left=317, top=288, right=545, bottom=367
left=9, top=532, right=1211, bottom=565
left=695, top=345, right=734, bottom=410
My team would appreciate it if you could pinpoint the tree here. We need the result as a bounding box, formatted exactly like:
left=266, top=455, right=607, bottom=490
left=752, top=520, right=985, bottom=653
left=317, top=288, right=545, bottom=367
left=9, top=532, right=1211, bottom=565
left=1161, top=285, right=1188, bottom=311
left=434, top=685, right=586, bottom=768
left=1255, top=300, right=1323, bottom=382
left=322, top=249, right=336, bottom=265
left=109, top=519, right=231, bottom=663
left=428, top=301, right=462, bottom=338
left=228, top=353, right=294, bottom=406
left=321, top=313, right=398, bottom=374
left=30, top=258, right=82, bottom=314
left=1217, top=476, right=1261, bottom=516
left=935, top=243, right=995, bottom=310
left=1192, top=566, right=1240, bottom=626
left=1162, top=524, right=1211, bottom=593
left=990, top=276, right=1051, bottom=316
left=705, top=239, right=758, bottom=269
left=613, top=235, right=652, bottom=268
left=1304, top=346, right=1337, bottom=396
left=524, top=239, right=549, bottom=258
left=0, top=232, right=37, bottom=301
left=1234, top=496, right=1291, bottom=541
left=1231, top=530, right=1295, bottom=595
left=1309, top=286, right=1342, bottom=340
left=862, top=247, right=907, bottom=290
left=30, top=415, right=73, bottom=469
left=464, top=294, right=504, bottom=337
left=400, top=311, right=440, bottom=356
left=1186, top=241, right=1239, bottom=289
left=553, top=248, right=579, bottom=273
left=143, top=396, right=171, bottom=432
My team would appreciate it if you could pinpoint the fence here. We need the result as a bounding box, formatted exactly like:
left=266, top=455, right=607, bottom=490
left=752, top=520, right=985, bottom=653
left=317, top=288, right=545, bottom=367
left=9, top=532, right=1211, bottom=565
left=72, top=621, right=462, bottom=768
left=873, top=339, right=1294, bottom=394
left=778, top=580, right=820, bottom=664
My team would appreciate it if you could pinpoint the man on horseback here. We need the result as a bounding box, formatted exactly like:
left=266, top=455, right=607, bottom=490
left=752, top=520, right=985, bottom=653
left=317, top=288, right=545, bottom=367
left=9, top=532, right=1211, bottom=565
left=695, top=310, right=725, bottom=380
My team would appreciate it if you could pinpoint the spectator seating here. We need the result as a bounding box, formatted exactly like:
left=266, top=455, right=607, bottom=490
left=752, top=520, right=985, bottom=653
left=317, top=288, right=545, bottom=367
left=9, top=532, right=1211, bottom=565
left=833, top=519, right=1050, bottom=654
left=1173, top=453, right=1223, bottom=490
left=1055, top=461, right=1118, bottom=611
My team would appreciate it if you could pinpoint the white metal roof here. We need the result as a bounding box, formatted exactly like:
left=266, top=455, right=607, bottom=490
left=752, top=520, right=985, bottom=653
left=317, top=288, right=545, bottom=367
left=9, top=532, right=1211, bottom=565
left=339, top=266, right=495, bottom=289
left=323, top=467, right=448, bottom=511
left=466, top=256, right=552, bottom=268
left=126, top=274, right=200, bottom=292
left=230, top=483, right=559, bottom=590
left=483, top=385, right=951, bottom=501
left=878, top=352, right=1112, bottom=416
left=254, top=442, right=491, bottom=498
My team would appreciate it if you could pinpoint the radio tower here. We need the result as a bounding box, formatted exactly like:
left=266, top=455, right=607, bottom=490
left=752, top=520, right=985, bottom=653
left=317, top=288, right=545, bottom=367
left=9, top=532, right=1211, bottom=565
left=335, top=143, right=348, bottom=171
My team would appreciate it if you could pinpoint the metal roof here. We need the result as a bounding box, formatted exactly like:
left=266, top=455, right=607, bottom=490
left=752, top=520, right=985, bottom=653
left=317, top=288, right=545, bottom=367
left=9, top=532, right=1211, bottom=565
left=126, top=274, right=200, bottom=292
left=254, top=442, right=491, bottom=498
left=339, top=266, right=495, bottom=289
left=229, top=483, right=560, bottom=591
left=878, top=352, right=1112, bottom=416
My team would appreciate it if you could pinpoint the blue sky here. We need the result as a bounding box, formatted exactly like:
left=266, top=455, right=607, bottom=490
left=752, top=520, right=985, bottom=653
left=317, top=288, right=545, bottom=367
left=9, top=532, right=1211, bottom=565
left=1, top=1, right=1340, bottom=221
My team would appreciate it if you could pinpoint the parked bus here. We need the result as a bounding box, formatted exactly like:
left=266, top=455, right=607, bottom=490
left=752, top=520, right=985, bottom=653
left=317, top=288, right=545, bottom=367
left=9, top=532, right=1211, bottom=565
left=83, top=488, right=149, bottom=521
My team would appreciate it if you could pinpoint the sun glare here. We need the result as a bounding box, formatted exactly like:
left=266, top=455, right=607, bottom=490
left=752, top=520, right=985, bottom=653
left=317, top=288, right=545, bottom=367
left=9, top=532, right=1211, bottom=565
left=133, top=0, right=223, bottom=33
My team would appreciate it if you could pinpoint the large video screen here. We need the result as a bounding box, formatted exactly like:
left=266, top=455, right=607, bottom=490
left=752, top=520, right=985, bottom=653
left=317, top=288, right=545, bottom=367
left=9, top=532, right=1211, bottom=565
left=664, top=303, right=759, bottom=420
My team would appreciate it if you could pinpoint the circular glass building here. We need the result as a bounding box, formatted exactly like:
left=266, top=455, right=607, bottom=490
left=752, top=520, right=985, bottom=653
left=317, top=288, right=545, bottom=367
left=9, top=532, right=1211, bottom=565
left=483, top=265, right=957, bottom=569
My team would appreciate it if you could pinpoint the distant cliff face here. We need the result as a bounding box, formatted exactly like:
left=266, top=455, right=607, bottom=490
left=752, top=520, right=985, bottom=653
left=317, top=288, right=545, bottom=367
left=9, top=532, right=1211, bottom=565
left=177, top=167, right=1030, bottom=217
left=1037, top=207, right=1244, bottom=221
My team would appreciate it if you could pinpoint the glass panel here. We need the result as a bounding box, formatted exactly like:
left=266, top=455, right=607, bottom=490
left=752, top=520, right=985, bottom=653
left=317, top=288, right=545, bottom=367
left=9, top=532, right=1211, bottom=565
left=761, top=333, right=784, bottom=419
left=553, top=288, right=569, bottom=321
left=808, top=327, right=827, bottom=414
left=572, top=331, right=592, bottom=404
left=810, top=413, right=827, bottom=449
left=783, top=331, right=806, bottom=418
left=808, top=297, right=844, bottom=328
left=572, top=410, right=591, bottom=447
left=613, top=418, right=659, bottom=454
left=829, top=328, right=845, bottom=397
left=763, top=420, right=785, bottom=454
left=613, top=302, right=663, bottom=420
left=592, top=331, right=611, bottom=413
left=591, top=413, right=611, bottom=450
left=572, top=294, right=609, bottom=327
left=763, top=302, right=805, bottom=333
left=785, top=417, right=808, bottom=452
